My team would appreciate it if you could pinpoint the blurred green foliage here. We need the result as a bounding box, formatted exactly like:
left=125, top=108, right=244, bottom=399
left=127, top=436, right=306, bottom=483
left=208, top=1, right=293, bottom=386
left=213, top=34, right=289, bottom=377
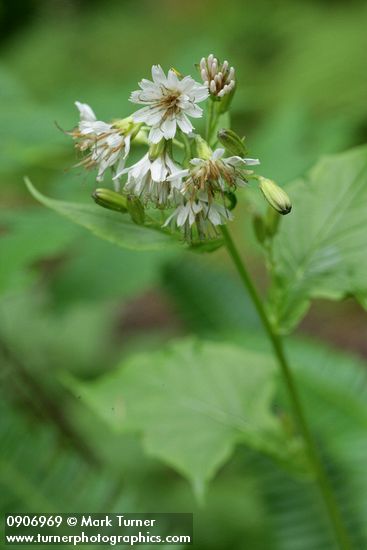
left=1, top=0, right=367, bottom=548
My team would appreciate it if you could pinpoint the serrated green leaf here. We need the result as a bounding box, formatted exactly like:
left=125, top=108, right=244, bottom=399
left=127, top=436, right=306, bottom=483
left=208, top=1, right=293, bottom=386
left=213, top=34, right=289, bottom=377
left=25, top=178, right=178, bottom=251
left=70, top=339, right=285, bottom=498
left=267, top=145, right=367, bottom=332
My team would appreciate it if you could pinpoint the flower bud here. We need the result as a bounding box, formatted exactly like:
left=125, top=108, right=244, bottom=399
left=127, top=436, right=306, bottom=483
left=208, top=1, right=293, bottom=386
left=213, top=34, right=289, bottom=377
left=195, top=135, right=212, bottom=160
left=217, top=128, right=247, bottom=157
left=200, top=55, right=236, bottom=100
left=259, top=177, right=292, bottom=215
left=127, top=196, right=145, bottom=225
left=92, top=188, right=128, bottom=213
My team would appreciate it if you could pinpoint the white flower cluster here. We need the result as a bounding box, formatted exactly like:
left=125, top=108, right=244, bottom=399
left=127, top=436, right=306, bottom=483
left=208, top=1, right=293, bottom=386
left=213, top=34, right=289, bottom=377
left=199, top=54, right=236, bottom=98
left=68, top=56, right=260, bottom=241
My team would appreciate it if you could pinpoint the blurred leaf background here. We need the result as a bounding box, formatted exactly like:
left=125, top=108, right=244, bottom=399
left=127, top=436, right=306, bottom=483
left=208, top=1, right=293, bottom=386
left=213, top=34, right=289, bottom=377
left=1, top=0, right=367, bottom=548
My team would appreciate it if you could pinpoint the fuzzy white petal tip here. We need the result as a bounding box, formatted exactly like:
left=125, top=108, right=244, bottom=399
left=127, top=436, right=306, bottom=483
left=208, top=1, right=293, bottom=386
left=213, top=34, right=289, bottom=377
left=75, top=101, right=96, bottom=122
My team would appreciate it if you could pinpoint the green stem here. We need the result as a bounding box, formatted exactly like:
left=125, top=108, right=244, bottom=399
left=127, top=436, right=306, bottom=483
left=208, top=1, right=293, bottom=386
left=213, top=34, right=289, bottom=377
left=220, top=225, right=353, bottom=550
left=180, top=131, right=192, bottom=168
left=205, top=99, right=214, bottom=142
left=205, top=98, right=220, bottom=146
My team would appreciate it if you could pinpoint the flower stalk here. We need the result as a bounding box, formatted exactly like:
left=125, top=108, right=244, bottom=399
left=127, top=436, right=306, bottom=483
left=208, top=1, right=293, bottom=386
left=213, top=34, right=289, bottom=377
left=220, top=224, right=353, bottom=550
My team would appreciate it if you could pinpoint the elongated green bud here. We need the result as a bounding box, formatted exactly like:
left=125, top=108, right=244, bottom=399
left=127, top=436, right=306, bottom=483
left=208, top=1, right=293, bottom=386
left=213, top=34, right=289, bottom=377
left=217, top=128, right=247, bottom=157
left=127, top=196, right=145, bottom=225
left=92, top=188, right=128, bottom=213
left=259, top=177, right=292, bottom=215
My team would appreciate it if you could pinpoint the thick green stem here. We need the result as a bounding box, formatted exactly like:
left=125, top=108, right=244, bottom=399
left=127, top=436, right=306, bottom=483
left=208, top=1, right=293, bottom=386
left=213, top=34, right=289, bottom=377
left=220, top=224, right=353, bottom=550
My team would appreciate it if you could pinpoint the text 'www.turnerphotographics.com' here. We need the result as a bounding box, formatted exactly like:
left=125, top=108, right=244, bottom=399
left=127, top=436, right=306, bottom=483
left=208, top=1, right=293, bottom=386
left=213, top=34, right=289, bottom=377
left=4, top=513, right=193, bottom=546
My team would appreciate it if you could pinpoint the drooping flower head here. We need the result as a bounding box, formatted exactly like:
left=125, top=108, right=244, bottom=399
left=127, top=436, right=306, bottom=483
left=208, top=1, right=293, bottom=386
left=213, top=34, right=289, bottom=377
left=130, top=65, right=209, bottom=143
left=163, top=192, right=234, bottom=242
left=70, top=102, right=135, bottom=182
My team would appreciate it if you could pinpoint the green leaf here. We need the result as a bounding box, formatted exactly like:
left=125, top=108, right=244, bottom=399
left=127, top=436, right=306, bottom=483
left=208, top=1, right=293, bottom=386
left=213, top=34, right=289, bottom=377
left=25, top=178, right=178, bottom=251
left=0, top=208, right=77, bottom=295
left=188, top=238, right=224, bottom=253
left=0, top=290, right=116, bottom=377
left=51, top=236, right=174, bottom=306
left=70, top=339, right=284, bottom=498
left=267, top=145, right=367, bottom=332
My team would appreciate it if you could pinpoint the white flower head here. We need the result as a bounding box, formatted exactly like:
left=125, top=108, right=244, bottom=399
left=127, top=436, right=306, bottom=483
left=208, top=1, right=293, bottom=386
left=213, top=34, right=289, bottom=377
left=163, top=147, right=258, bottom=239
left=71, top=101, right=133, bottom=182
left=173, top=148, right=260, bottom=198
left=130, top=65, right=209, bottom=143
left=116, top=151, right=184, bottom=207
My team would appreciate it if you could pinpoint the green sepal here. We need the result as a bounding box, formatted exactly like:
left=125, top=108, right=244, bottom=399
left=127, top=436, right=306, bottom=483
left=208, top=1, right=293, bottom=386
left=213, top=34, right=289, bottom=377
left=127, top=196, right=145, bottom=225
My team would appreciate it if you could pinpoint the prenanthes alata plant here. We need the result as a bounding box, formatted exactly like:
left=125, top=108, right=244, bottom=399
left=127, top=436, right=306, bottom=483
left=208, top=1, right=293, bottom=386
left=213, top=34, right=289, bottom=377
left=60, top=55, right=353, bottom=550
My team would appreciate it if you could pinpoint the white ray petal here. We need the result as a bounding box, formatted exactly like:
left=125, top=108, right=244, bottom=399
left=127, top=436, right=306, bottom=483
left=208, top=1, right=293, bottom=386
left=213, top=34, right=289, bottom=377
left=75, top=101, right=96, bottom=122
